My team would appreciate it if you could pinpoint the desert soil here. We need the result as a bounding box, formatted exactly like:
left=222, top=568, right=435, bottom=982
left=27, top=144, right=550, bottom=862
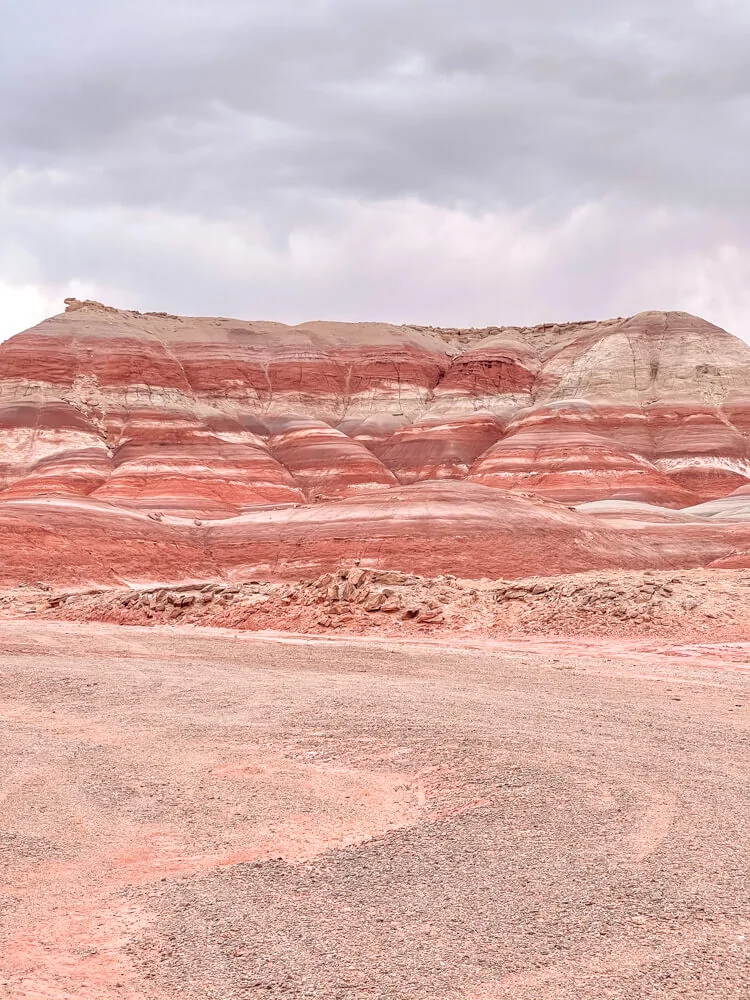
left=1, top=621, right=750, bottom=998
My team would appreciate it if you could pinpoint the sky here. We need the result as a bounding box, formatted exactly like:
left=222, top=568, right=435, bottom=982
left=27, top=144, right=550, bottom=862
left=2, top=0, right=750, bottom=340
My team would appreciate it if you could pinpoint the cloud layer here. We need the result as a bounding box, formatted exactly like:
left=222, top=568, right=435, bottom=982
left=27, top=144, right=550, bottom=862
left=2, top=0, right=750, bottom=338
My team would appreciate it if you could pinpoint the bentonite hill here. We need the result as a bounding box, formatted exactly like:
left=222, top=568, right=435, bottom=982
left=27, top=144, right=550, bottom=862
left=6, top=299, right=750, bottom=1000
left=3, top=299, right=750, bottom=589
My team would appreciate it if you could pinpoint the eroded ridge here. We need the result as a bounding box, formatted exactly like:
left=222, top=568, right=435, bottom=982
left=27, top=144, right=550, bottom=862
left=2, top=304, right=750, bottom=586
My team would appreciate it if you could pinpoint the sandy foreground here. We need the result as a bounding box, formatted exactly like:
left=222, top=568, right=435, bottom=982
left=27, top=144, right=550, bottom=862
left=1, top=622, right=750, bottom=998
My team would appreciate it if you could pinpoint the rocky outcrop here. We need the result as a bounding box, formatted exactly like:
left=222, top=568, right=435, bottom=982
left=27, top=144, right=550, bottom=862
left=1, top=300, right=750, bottom=586
left=29, top=566, right=750, bottom=645
left=434, top=336, right=539, bottom=411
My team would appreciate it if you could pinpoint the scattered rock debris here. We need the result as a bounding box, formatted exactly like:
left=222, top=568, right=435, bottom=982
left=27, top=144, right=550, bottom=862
left=3, top=567, right=748, bottom=642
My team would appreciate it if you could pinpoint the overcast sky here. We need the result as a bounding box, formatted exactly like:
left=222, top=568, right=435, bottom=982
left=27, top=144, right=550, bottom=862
left=2, top=0, right=750, bottom=339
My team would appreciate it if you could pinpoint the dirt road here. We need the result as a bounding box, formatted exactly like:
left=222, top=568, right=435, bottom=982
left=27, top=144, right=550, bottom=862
left=1, top=622, right=750, bottom=998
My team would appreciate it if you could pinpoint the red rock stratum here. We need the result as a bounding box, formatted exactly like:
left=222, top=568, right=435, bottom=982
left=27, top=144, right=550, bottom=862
left=4, top=300, right=750, bottom=586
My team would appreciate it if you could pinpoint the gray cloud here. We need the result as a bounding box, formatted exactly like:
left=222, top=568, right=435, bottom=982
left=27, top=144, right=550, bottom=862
left=1, top=0, right=750, bottom=337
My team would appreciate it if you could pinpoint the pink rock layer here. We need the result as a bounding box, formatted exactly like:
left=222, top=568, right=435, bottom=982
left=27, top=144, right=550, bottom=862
left=0, top=299, right=749, bottom=585
left=1, top=483, right=750, bottom=589
left=373, top=413, right=504, bottom=484
left=92, top=409, right=303, bottom=517
left=267, top=418, right=397, bottom=501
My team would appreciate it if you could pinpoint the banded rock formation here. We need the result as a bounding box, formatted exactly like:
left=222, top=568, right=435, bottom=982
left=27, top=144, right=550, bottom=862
left=2, top=299, right=750, bottom=586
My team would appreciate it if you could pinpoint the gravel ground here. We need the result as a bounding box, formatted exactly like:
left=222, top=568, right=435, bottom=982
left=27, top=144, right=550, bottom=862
left=1, top=622, right=750, bottom=998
